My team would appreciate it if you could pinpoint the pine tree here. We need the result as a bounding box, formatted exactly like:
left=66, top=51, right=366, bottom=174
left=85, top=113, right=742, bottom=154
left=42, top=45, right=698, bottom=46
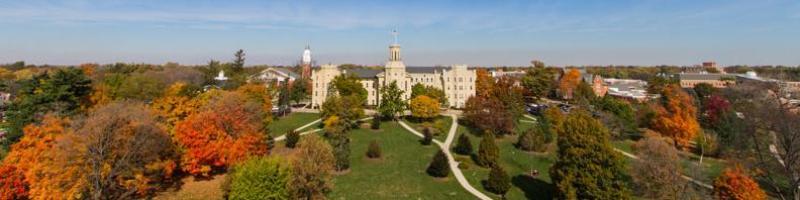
left=330, top=132, right=350, bottom=171
left=476, top=131, right=500, bottom=167
left=550, top=110, right=630, bottom=199
left=426, top=150, right=450, bottom=178
left=371, top=114, right=381, bottom=130
left=454, top=134, right=473, bottom=155
left=421, top=128, right=433, bottom=145
left=366, top=140, right=382, bottom=159
left=485, top=165, right=512, bottom=198
left=285, top=130, right=300, bottom=148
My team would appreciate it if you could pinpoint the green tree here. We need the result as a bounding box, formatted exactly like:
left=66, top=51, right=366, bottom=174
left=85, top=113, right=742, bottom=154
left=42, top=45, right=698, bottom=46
left=285, top=130, right=300, bottom=148
left=232, top=49, right=245, bottom=72
left=4, top=68, right=91, bottom=145
left=329, top=130, right=351, bottom=171
left=228, top=156, right=291, bottom=200
left=573, top=80, right=595, bottom=105
left=485, top=165, right=512, bottom=198
left=321, top=95, right=365, bottom=129
left=521, top=64, right=555, bottom=100
left=378, top=81, right=406, bottom=119
left=370, top=114, right=381, bottom=130
left=278, top=81, right=291, bottom=109
left=517, top=127, right=546, bottom=152
left=426, top=150, right=450, bottom=178
left=410, top=83, right=448, bottom=106
left=476, top=131, right=500, bottom=167
left=453, top=134, right=473, bottom=155
left=290, top=78, right=311, bottom=104
left=330, top=74, right=367, bottom=103
left=421, top=128, right=433, bottom=145
left=550, top=110, right=630, bottom=199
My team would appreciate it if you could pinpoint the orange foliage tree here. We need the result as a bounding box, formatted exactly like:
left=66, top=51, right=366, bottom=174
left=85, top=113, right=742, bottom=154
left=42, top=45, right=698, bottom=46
left=475, top=68, right=495, bottom=97
left=235, top=83, right=274, bottom=125
left=174, top=91, right=268, bottom=176
left=151, top=82, right=202, bottom=127
left=651, top=85, right=700, bottom=149
left=0, top=165, right=28, bottom=200
left=559, top=69, right=581, bottom=99
left=713, top=166, right=766, bottom=200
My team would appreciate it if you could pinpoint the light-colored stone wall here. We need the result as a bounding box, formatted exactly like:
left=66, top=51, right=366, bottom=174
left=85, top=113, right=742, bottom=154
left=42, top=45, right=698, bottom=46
left=311, top=64, right=341, bottom=108
left=442, top=65, right=476, bottom=108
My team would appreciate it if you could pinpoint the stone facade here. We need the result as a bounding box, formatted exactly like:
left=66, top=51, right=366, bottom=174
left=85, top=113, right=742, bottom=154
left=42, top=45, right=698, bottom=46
left=311, top=43, right=476, bottom=109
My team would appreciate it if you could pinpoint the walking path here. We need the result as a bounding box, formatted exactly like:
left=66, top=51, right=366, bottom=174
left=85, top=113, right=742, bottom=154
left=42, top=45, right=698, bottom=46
left=273, top=117, right=372, bottom=141
left=398, top=115, right=493, bottom=200
left=613, top=148, right=713, bottom=189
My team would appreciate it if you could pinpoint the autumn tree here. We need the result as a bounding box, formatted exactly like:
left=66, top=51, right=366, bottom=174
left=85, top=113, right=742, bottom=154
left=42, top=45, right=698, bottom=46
left=475, top=68, right=494, bottom=97
left=426, top=150, right=449, bottom=178
left=558, top=68, right=581, bottom=100
left=410, top=95, right=440, bottom=120
left=411, top=83, right=447, bottom=106
left=631, top=134, right=691, bottom=198
left=378, top=81, right=406, bottom=119
left=151, top=82, right=202, bottom=128
left=289, top=135, right=335, bottom=199
left=713, top=166, right=766, bottom=200
left=0, top=165, right=28, bottom=200
left=321, top=94, right=365, bottom=129
left=228, top=156, right=291, bottom=200
left=550, top=110, right=629, bottom=199
left=463, top=96, right=516, bottom=136
left=476, top=131, right=500, bottom=168
left=650, top=85, right=700, bottom=149
left=235, top=83, right=273, bottom=126
left=174, top=92, right=268, bottom=176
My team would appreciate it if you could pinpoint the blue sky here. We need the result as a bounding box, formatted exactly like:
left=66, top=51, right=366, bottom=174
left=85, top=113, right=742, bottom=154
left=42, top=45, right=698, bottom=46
left=0, top=0, right=798, bottom=67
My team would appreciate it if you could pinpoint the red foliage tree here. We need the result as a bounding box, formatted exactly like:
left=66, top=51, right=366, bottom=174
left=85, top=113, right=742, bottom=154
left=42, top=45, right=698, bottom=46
left=704, top=95, right=731, bottom=126
left=0, top=165, right=28, bottom=200
left=174, top=92, right=268, bottom=176
left=713, top=166, right=766, bottom=200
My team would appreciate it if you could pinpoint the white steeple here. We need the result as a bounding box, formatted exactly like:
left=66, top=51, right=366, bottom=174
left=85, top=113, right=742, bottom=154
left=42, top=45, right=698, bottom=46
left=389, top=30, right=401, bottom=62
left=301, top=45, right=312, bottom=65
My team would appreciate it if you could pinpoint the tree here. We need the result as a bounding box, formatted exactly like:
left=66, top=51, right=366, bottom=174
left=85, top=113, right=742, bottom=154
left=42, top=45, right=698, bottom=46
left=572, top=80, right=595, bottom=105
left=631, top=135, right=690, bottom=198
left=370, top=114, right=381, bottom=130
left=476, top=132, right=500, bottom=168
left=321, top=95, right=365, bottom=129
left=174, top=92, right=268, bottom=176
left=285, top=130, right=300, bottom=148
left=421, top=128, right=433, bottom=145
left=290, top=78, right=311, bottom=104
left=493, top=76, right=525, bottom=123
left=517, top=127, right=546, bottom=152
left=4, top=68, right=92, bottom=145
left=329, top=129, right=351, bottom=171
left=330, top=74, right=367, bottom=103
left=651, top=85, right=701, bottom=149
left=232, top=49, right=245, bottom=73
left=277, top=80, right=292, bottom=111
left=453, top=134, right=473, bottom=155
left=521, top=64, right=555, bottom=100
left=228, top=156, right=291, bottom=200
left=235, top=83, right=274, bottom=126
left=704, top=95, right=731, bottom=127
left=426, top=150, right=450, bottom=178
left=410, top=95, right=439, bottom=120
left=378, top=81, right=406, bottom=119
left=475, top=68, right=494, bottom=97
left=366, top=140, right=382, bottom=159
left=0, top=165, right=28, bottom=200
left=550, top=110, right=630, bottom=199
left=484, top=165, right=511, bottom=198
left=693, top=82, right=716, bottom=106
left=558, top=69, right=581, bottom=99
left=592, top=96, right=638, bottom=138
left=151, top=82, right=203, bottom=128
left=463, top=96, right=516, bottom=136
left=713, top=166, right=766, bottom=200
left=542, top=106, right=564, bottom=138
left=411, top=83, right=448, bottom=106
left=289, top=135, right=335, bottom=199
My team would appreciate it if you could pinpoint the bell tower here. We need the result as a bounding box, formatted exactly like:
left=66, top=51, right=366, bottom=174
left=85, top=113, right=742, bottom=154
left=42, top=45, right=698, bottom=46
left=383, top=29, right=409, bottom=98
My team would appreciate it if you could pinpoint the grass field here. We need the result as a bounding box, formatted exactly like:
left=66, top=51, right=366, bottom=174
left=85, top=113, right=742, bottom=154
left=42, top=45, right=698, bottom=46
left=402, top=115, right=452, bottom=141
left=329, top=121, right=474, bottom=199
left=612, top=139, right=728, bottom=184
left=267, top=112, right=320, bottom=136
left=456, top=123, right=557, bottom=200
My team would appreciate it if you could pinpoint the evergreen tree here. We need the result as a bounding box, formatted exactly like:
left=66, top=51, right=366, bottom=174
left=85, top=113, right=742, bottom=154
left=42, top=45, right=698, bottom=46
left=421, top=128, right=433, bottom=145
left=476, top=131, right=500, bottom=167
left=485, top=165, right=512, bottom=198
left=453, top=134, right=473, bottom=155
left=426, top=150, right=450, bottom=178
left=550, top=110, right=630, bottom=199
left=370, top=114, right=381, bottom=130
left=378, top=81, right=406, bottom=119
left=366, top=140, right=381, bottom=158
left=285, top=130, right=300, bottom=148
left=232, top=49, right=245, bottom=73
left=330, top=132, right=351, bottom=171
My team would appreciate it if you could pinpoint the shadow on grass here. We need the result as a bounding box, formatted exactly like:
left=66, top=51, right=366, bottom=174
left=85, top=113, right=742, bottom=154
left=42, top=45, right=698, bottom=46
left=512, top=175, right=554, bottom=200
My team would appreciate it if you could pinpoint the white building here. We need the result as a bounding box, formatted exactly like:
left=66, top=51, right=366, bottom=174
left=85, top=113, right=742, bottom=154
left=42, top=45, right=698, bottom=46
left=311, top=36, right=477, bottom=109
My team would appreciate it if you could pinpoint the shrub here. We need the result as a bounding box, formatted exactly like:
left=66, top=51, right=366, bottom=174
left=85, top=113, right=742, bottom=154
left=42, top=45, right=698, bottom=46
left=454, top=134, right=473, bottom=155
left=484, top=165, right=511, bottom=198
left=713, top=166, right=766, bottom=200
left=228, top=156, right=291, bottom=200
left=694, top=131, right=720, bottom=157
left=285, top=130, right=300, bottom=148
left=476, top=131, right=499, bottom=168
left=421, top=128, right=433, bottom=145
left=370, top=115, right=381, bottom=130
left=330, top=132, right=351, bottom=171
left=517, top=127, right=546, bottom=152
left=426, top=150, right=450, bottom=178
left=366, top=140, right=382, bottom=158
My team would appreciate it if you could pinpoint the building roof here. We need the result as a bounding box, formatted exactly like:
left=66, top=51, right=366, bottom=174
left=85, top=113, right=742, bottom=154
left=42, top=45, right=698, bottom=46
left=678, top=73, right=736, bottom=81
left=272, top=68, right=300, bottom=79
left=605, top=79, right=650, bottom=99
left=405, top=66, right=449, bottom=74
left=344, top=68, right=383, bottom=78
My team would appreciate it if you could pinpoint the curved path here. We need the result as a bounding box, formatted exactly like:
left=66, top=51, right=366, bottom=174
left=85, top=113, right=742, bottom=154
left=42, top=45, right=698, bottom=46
left=398, top=115, right=493, bottom=200
left=273, top=117, right=373, bottom=141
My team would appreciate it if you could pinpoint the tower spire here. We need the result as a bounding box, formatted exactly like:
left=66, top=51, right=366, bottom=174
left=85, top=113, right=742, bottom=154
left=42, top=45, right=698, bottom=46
left=392, top=29, right=398, bottom=45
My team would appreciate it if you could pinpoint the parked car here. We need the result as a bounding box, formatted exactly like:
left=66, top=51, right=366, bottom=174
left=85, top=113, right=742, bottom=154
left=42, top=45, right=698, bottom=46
left=526, top=103, right=549, bottom=116
left=272, top=105, right=291, bottom=116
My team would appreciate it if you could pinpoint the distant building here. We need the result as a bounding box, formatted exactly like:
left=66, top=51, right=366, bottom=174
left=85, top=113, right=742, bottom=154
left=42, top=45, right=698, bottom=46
left=678, top=72, right=737, bottom=88
left=311, top=32, right=476, bottom=108
left=581, top=72, right=608, bottom=97
left=604, top=79, right=654, bottom=102
left=253, top=68, right=299, bottom=87
left=300, top=45, right=313, bottom=79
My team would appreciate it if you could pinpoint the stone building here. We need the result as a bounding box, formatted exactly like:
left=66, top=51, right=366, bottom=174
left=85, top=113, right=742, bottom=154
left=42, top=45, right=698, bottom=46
left=311, top=38, right=476, bottom=109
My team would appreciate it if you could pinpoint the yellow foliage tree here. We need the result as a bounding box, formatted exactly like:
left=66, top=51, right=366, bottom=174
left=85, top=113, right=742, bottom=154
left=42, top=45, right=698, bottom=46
left=475, top=69, right=494, bottom=97
left=651, top=85, right=700, bottom=149
left=151, top=82, right=202, bottom=127
left=559, top=69, right=581, bottom=99
left=410, top=95, right=440, bottom=120
left=236, top=83, right=273, bottom=125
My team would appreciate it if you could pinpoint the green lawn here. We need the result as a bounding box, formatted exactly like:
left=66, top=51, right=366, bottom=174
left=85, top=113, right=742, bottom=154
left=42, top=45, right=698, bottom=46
left=402, top=115, right=452, bottom=141
left=329, top=122, right=474, bottom=199
left=267, top=112, right=320, bottom=136
left=456, top=124, right=557, bottom=200
left=612, top=139, right=727, bottom=185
